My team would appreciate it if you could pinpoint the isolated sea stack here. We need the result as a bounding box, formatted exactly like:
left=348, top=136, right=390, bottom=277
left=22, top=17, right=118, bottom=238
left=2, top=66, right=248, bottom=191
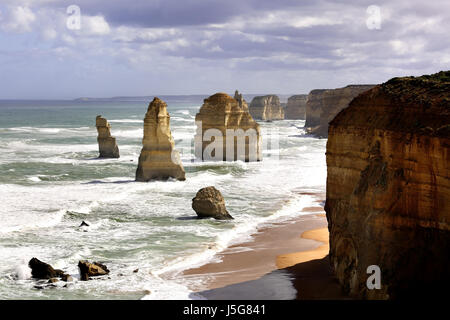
left=285, top=94, right=307, bottom=120
left=135, top=97, right=186, bottom=181
left=249, top=95, right=284, bottom=120
left=305, top=85, right=375, bottom=137
left=195, top=92, right=262, bottom=161
left=325, top=71, right=450, bottom=299
left=192, top=186, right=233, bottom=220
left=96, top=115, right=120, bottom=158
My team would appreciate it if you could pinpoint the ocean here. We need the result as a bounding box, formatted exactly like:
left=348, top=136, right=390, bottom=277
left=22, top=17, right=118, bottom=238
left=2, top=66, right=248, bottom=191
left=0, top=98, right=327, bottom=299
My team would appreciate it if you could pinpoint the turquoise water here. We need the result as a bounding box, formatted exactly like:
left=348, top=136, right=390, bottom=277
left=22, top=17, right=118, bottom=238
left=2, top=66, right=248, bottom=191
left=0, top=98, right=327, bottom=299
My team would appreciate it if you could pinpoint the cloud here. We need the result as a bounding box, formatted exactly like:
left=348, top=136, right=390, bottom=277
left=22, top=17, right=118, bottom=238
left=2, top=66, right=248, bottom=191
left=0, top=0, right=449, bottom=99
left=0, top=6, right=36, bottom=32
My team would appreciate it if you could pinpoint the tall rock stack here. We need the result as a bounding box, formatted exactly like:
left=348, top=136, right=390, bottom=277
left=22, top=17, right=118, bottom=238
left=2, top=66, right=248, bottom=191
left=325, top=71, right=450, bottom=299
left=249, top=95, right=284, bottom=120
left=305, top=85, right=375, bottom=137
left=234, top=90, right=249, bottom=111
left=195, top=92, right=262, bottom=161
left=285, top=94, right=308, bottom=120
left=95, top=115, right=120, bottom=158
left=135, top=97, right=186, bottom=181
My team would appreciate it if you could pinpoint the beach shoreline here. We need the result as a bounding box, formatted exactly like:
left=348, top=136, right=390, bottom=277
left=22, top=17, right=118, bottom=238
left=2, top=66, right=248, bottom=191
left=181, top=193, right=348, bottom=300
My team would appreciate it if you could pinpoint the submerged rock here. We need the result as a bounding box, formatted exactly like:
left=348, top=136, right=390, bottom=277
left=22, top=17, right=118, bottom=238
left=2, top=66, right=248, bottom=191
left=325, top=71, right=450, bottom=299
left=135, top=97, right=186, bottom=181
left=78, top=260, right=110, bottom=281
left=249, top=95, right=284, bottom=120
left=79, top=221, right=90, bottom=227
left=28, top=258, right=65, bottom=280
left=195, top=92, right=262, bottom=161
left=192, top=186, right=233, bottom=220
left=96, top=115, right=120, bottom=158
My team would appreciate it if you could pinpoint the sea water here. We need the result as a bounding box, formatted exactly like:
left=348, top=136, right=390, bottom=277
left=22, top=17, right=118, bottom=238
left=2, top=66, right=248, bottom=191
left=0, top=98, right=327, bottom=299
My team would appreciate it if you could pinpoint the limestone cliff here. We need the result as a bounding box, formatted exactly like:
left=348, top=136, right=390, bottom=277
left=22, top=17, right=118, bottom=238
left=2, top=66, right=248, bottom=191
left=96, top=115, right=120, bottom=158
left=305, top=85, right=375, bottom=137
left=136, top=97, right=186, bottom=181
left=325, top=71, right=450, bottom=299
left=249, top=95, right=284, bottom=120
left=195, top=93, right=261, bottom=161
left=285, top=94, right=307, bottom=120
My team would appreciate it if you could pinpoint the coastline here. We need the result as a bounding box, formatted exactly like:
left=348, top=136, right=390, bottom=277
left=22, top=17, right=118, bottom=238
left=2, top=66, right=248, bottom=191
left=182, top=194, right=348, bottom=300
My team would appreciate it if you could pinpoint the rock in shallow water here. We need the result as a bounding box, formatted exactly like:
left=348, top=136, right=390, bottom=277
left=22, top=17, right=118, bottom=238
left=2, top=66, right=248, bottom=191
left=78, top=260, right=110, bottom=281
left=28, top=258, right=65, bottom=279
left=192, top=186, right=233, bottom=220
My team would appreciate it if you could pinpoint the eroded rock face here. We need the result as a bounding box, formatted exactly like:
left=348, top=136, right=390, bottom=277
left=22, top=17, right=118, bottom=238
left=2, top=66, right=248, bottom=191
left=249, top=95, right=284, bottom=120
left=195, top=93, right=262, bottom=161
left=325, top=71, right=450, bottom=299
left=78, top=260, right=110, bottom=281
left=96, top=115, right=120, bottom=158
left=234, top=90, right=249, bottom=111
left=136, top=97, right=186, bottom=181
left=192, top=186, right=233, bottom=220
left=305, top=85, right=375, bottom=137
left=285, top=95, right=307, bottom=120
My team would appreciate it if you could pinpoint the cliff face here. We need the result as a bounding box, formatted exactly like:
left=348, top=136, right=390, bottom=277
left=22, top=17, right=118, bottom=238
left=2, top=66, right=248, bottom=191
left=325, top=71, right=450, bottom=299
left=136, top=97, right=186, bottom=181
left=195, top=92, right=262, bottom=161
left=305, top=85, right=375, bottom=137
left=95, top=115, right=120, bottom=158
left=249, top=95, right=284, bottom=120
left=285, top=95, right=307, bottom=120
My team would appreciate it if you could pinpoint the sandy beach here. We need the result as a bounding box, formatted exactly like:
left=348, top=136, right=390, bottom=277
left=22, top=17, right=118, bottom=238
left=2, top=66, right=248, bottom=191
left=184, top=195, right=348, bottom=300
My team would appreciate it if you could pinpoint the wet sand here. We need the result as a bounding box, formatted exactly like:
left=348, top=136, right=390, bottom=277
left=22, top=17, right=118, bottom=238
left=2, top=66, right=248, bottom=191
left=183, top=195, right=348, bottom=300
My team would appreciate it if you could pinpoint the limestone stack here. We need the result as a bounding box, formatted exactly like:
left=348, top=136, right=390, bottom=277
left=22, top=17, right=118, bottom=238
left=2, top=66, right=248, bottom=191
left=285, top=94, right=307, bottom=119
left=234, top=90, right=249, bottom=111
left=195, top=92, right=262, bottom=161
left=135, top=97, right=186, bottom=181
left=304, top=89, right=327, bottom=128
left=249, top=95, right=284, bottom=120
left=325, top=71, right=450, bottom=299
left=96, top=115, right=120, bottom=158
left=305, top=85, right=375, bottom=137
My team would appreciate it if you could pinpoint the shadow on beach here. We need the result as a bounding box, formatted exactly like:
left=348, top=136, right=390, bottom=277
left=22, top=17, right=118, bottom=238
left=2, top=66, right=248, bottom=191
left=192, top=256, right=350, bottom=300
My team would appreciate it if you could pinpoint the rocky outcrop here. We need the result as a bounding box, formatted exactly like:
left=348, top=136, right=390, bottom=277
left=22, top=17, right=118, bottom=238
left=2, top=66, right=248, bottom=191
left=195, top=93, right=262, bottom=161
left=305, top=85, right=375, bottom=137
left=96, top=115, right=120, bottom=158
left=249, top=95, right=284, bottom=120
left=28, top=258, right=65, bottom=279
left=304, top=89, right=327, bottom=128
left=192, top=186, right=233, bottom=220
left=285, top=95, right=307, bottom=120
left=325, top=71, right=450, bottom=299
left=78, top=260, right=110, bottom=281
left=135, top=97, right=186, bottom=181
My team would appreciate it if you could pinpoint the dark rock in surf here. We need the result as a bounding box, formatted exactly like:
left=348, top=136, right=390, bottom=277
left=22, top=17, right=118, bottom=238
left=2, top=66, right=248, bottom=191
left=28, top=258, right=65, bottom=279
left=192, top=186, right=233, bottom=220
left=79, top=221, right=90, bottom=227
left=78, top=260, right=110, bottom=281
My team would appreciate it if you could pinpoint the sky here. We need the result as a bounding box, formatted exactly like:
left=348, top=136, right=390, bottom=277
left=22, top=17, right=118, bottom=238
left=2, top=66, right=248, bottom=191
left=0, top=0, right=448, bottom=99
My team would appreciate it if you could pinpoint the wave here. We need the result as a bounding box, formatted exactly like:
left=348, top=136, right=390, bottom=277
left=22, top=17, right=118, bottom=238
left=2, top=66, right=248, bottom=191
left=108, top=119, right=143, bottom=123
